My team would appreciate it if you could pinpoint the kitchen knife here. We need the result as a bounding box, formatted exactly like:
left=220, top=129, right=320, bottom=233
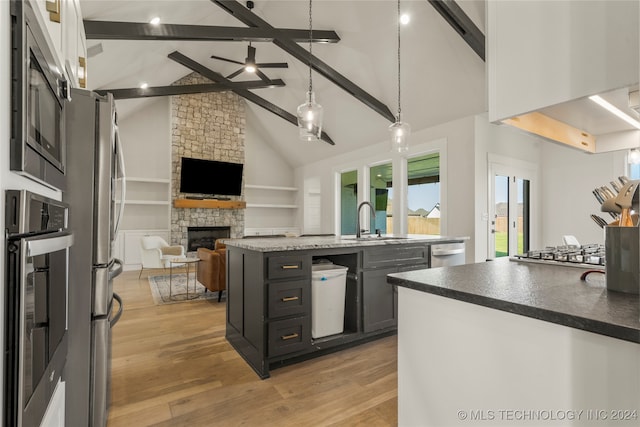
left=592, top=189, right=605, bottom=205
left=619, top=176, right=630, bottom=185
left=600, top=186, right=617, bottom=200
left=610, top=180, right=622, bottom=193
left=590, top=214, right=608, bottom=228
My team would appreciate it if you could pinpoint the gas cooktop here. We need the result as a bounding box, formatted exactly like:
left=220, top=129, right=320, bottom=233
left=510, top=244, right=605, bottom=268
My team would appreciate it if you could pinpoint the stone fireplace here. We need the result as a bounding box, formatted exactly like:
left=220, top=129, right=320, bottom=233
left=187, top=226, right=231, bottom=252
left=170, top=72, right=246, bottom=247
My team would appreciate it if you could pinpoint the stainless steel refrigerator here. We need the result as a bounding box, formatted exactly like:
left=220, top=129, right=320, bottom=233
left=64, top=88, right=125, bottom=427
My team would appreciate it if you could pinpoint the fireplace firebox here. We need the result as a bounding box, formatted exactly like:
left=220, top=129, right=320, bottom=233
left=187, top=226, right=230, bottom=251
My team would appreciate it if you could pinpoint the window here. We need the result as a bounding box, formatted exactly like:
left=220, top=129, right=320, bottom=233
left=370, top=162, right=392, bottom=234
left=407, top=153, right=440, bottom=235
left=340, top=170, right=358, bottom=235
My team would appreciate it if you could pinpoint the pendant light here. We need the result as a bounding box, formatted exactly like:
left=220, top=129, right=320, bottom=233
left=389, top=0, right=410, bottom=153
left=297, top=0, right=323, bottom=141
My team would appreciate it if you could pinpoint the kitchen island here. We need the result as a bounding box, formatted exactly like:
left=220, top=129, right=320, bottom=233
left=223, top=235, right=467, bottom=378
left=387, top=258, right=640, bottom=426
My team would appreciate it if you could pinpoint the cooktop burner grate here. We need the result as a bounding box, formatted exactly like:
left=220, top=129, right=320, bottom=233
left=510, top=244, right=605, bottom=268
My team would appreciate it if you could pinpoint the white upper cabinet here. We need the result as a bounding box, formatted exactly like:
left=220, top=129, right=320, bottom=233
left=28, top=0, right=87, bottom=88
left=29, top=0, right=63, bottom=66
left=63, top=0, right=87, bottom=88
left=488, top=0, right=638, bottom=122
left=487, top=0, right=639, bottom=153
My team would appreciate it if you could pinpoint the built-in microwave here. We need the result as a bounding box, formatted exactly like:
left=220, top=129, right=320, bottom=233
left=11, top=0, right=68, bottom=191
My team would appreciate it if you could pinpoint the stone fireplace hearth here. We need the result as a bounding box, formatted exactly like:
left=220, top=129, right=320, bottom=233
left=169, top=72, right=245, bottom=247
left=187, top=226, right=231, bottom=252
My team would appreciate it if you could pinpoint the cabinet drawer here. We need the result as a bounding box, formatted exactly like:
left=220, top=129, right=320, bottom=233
left=267, top=255, right=310, bottom=280
left=363, top=245, right=429, bottom=269
left=268, top=280, right=310, bottom=318
left=268, top=316, right=311, bottom=357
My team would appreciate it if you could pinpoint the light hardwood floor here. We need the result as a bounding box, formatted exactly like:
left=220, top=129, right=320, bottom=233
left=108, top=270, right=398, bottom=427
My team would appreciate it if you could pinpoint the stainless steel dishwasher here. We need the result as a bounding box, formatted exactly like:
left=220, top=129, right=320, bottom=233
left=430, top=242, right=466, bottom=267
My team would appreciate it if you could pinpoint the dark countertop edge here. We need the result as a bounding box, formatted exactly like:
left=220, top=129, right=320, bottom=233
left=222, top=236, right=468, bottom=252
left=388, top=277, right=640, bottom=345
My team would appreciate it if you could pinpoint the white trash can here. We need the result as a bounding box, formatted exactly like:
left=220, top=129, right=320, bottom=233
left=311, top=264, right=348, bottom=339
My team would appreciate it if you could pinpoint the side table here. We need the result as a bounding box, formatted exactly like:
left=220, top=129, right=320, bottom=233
left=169, top=257, right=200, bottom=301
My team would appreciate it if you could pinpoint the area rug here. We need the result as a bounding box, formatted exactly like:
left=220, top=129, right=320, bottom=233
left=148, top=273, right=221, bottom=305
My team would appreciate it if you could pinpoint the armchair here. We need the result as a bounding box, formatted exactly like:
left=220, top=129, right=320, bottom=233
left=196, top=241, right=227, bottom=302
left=139, top=236, right=185, bottom=278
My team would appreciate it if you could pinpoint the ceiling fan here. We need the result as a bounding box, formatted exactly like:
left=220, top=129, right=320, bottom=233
left=211, top=42, right=288, bottom=83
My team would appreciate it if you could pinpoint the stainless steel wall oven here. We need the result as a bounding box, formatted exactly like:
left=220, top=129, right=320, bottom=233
left=10, top=0, right=68, bottom=190
left=4, top=191, right=73, bottom=427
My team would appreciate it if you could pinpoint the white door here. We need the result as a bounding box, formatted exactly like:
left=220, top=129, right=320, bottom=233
left=488, top=161, right=536, bottom=259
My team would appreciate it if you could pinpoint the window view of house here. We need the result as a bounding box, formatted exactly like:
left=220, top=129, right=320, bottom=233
left=370, top=162, right=392, bottom=234
left=340, top=170, right=358, bottom=235
left=407, top=153, right=440, bottom=235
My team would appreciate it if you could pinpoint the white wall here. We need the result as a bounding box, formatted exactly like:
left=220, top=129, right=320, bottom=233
left=117, top=98, right=171, bottom=179
left=244, top=106, right=297, bottom=230
left=540, top=142, right=626, bottom=247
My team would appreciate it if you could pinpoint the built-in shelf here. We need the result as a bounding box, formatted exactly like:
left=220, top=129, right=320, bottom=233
left=125, top=177, right=170, bottom=184
left=116, top=200, right=170, bottom=206
left=116, top=177, right=171, bottom=231
left=246, top=203, right=298, bottom=209
left=174, top=199, right=246, bottom=209
left=245, top=184, right=298, bottom=191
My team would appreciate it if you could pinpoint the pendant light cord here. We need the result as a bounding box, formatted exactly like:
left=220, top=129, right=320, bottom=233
left=396, top=0, right=401, bottom=122
left=308, top=0, right=313, bottom=94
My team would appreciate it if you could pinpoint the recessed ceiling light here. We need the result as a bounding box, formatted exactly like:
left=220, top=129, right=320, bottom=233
left=150, top=17, right=160, bottom=25
left=589, top=95, right=640, bottom=130
left=140, top=82, right=149, bottom=89
left=400, top=14, right=410, bottom=25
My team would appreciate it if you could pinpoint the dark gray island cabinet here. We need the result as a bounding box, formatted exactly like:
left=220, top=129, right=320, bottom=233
left=223, top=235, right=466, bottom=378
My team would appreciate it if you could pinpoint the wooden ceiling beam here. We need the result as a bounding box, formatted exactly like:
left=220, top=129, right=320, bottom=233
left=84, top=20, right=340, bottom=43
left=94, top=80, right=286, bottom=100
left=427, top=0, right=485, bottom=61
left=168, top=51, right=335, bottom=145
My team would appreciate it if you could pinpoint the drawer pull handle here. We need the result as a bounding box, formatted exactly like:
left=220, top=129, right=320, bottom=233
left=281, top=333, right=299, bottom=340
left=281, top=265, right=300, bottom=270
left=282, top=296, right=299, bottom=302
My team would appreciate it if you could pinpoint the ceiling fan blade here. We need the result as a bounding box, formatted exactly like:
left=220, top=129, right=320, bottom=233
left=255, top=62, right=289, bottom=69
left=255, top=69, right=272, bottom=83
left=210, top=55, right=245, bottom=66
left=226, top=68, right=245, bottom=79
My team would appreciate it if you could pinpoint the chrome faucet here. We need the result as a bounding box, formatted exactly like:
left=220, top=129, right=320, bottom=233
left=356, top=201, right=376, bottom=238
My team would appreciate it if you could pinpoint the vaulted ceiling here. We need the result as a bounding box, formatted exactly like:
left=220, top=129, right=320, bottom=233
left=80, top=0, right=487, bottom=167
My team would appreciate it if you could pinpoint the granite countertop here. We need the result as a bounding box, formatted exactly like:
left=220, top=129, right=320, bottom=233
left=387, top=258, right=640, bottom=344
left=222, top=235, right=468, bottom=252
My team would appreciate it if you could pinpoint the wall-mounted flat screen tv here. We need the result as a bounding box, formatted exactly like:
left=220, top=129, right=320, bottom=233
left=180, top=157, right=243, bottom=196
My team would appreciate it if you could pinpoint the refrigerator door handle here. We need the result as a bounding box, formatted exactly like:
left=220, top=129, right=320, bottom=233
left=109, top=258, right=123, bottom=281
left=110, top=293, right=123, bottom=327
left=114, top=126, right=126, bottom=237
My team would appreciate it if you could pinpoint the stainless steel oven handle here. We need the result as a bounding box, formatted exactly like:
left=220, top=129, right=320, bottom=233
left=110, top=293, right=123, bottom=327
left=26, top=232, right=74, bottom=257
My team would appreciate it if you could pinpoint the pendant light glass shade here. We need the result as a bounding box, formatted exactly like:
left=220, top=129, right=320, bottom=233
left=390, top=0, right=410, bottom=153
left=389, top=119, right=410, bottom=153
left=297, top=91, right=323, bottom=141
left=298, top=0, right=323, bottom=142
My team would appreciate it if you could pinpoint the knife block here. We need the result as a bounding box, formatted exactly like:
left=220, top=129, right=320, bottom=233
left=604, top=226, right=640, bottom=294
